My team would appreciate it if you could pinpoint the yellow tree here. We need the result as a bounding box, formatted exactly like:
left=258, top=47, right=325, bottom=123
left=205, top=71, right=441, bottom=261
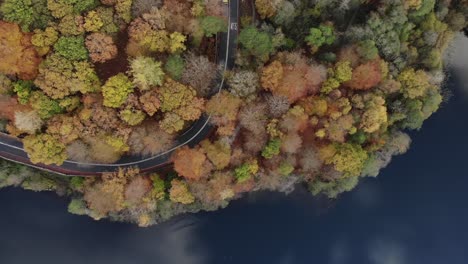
left=102, top=73, right=134, bottom=108
left=115, top=0, right=132, bottom=23
left=169, top=32, right=186, bottom=54
left=31, top=27, right=59, bottom=56
left=200, top=139, right=231, bottom=170
left=23, top=134, right=67, bottom=165
left=360, top=96, right=388, bottom=133
left=84, top=10, right=103, bottom=32
left=322, top=143, right=368, bottom=177
left=255, top=0, right=276, bottom=19
left=169, top=179, right=195, bottom=204
left=141, top=30, right=170, bottom=53
left=160, top=112, right=184, bottom=134
left=261, top=61, right=284, bottom=93
left=158, top=78, right=204, bottom=133
left=158, top=78, right=196, bottom=112
left=321, top=61, right=353, bottom=94
left=398, top=68, right=431, bottom=99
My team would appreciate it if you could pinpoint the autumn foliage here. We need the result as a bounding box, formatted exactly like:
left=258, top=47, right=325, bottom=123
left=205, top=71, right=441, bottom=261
left=173, top=146, right=209, bottom=180
left=0, top=21, right=41, bottom=80
left=0, top=0, right=464, bottom=226
left=345, top=60, right=383, bottom=90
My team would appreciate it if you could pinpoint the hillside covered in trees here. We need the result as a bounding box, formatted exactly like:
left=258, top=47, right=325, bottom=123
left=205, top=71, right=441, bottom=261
left=0, top=0, right=467, bottom=226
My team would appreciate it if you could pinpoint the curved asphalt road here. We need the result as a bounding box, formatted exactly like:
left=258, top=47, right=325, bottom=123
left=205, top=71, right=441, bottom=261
left=0, top=0, right=239, bottom=176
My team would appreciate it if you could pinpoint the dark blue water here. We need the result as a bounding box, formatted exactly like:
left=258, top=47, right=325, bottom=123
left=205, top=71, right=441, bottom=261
left=1, top=70, right=467, bottom=264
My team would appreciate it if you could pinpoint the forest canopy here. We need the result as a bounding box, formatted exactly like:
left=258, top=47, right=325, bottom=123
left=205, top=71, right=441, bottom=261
left=0, top=0, right=466, bottom=226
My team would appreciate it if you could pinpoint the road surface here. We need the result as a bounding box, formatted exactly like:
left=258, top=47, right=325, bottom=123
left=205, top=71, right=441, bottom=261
left=0, top=0, right=239, bottom=176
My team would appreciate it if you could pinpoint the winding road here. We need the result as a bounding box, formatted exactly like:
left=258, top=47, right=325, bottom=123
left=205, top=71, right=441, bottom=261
left=0, top=0, right=239, bottom=176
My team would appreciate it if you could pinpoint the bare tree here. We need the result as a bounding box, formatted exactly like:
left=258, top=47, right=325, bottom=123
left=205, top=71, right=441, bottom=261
left=264, top=94, right=290, bottom=118
left=127, top=122, right=174, bottom=156
left=181, top=53, right=217, bottom=97
left=132, top=0, right=163, bottom=18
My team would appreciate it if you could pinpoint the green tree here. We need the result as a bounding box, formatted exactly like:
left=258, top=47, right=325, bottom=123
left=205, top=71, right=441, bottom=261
left=0, top=0, right=52, bottom=31
left=47, top=0, right=98, bottom=19
left=29, top=91, right=63, bottom=119
left=278, top=162, right=294, bottom=176
left=421, top=49, right=442, bottom=69
left=53, top=36, right=88, bottom=61
left=59, top=96, right=80, bottom=112
left=69, top=176, right=84, bottom=191
left=95, top=7, right=118, bottom=34
left=150, top=174, right=166, bottom=200
left=238, top=26, right=274, bottom=62
left=200, top=16, right=227, bottom=37
left=400, top=85, right=441, bottom=130
left=321, top=61, right=352, bottom=94
left=365, top=6, right=407, bottom=62
left=68, top=198, right=87, bottom=215
left=102, top=73, right=134, bottom=108
left=21, top=174, right=58, bottom=191
left=305, top=24, right=335, bottom=53
left=115, top=0, right=132, bottom=23
left=261, top=138, right=281, bottom=159
left=273, top=1, right=296, bottom=26
left=309, top=177, right=359, bottom=198
left=234, top=160, right=258, bottom=183
left=421, top=86, right=442, bottom=119
left=31, top=27, right=59, bottom=56
left=409, top=0, right=436, bottom=19
left=165, top=55, right=185, bottom=80
left=400, top=99, right=423, bottom=130
left=357, top=40, right=378, bottom=61
left=13, top=80, right=33, bottom=104
left=119, top=108, right=146, bottom=126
